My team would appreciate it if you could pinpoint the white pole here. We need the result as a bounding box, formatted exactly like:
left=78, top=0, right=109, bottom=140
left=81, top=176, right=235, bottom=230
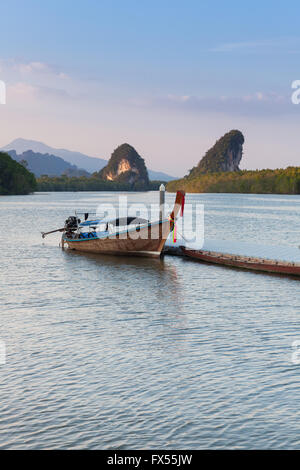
left=159, top=184, right=165, bottom=221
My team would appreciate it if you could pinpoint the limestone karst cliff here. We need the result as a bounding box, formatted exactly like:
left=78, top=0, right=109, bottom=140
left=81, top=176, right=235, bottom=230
left=99, top=143, right=149, bottom=188
left=189, top=130, right=244, bottom=177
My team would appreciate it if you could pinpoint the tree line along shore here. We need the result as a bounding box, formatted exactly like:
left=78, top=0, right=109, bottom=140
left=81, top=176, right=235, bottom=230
left=166, top=167, right=300, bottom=195
left=37, top=167, right=300, bottom=194
left=36, top=174, right=162, bottom=192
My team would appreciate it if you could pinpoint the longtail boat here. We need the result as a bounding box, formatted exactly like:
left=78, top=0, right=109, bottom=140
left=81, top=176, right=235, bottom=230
left=182, top=247, right=300, bottom=276
left=42, top=191, right=185, bottom=258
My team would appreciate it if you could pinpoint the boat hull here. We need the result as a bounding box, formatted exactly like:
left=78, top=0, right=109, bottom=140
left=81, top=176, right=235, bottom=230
left=63, top=220, right=171, bottom=258
left=182, top=248, right=300, bottom=276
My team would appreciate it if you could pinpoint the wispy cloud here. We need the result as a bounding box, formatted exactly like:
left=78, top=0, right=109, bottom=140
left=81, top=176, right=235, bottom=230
left=7, top=81, right=72, bottom=104
left=211, top=37, right=300, bottom=53
left=1, top=58, right=69, bottom=80
left=0, top=58, right=74, bottom=106
left=8, top=82, right=36, bottom=97
left=149, top=91, right=296, bottom=117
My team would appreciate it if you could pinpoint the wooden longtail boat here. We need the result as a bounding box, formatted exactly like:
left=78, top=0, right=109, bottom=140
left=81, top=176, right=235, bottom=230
left=42, top=191, right=185, bottom=258
left=182, top=247, right=300, bottom=276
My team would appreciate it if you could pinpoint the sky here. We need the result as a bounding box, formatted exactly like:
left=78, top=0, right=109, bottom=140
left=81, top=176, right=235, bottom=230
left=0, top=0, right=300, bottom=175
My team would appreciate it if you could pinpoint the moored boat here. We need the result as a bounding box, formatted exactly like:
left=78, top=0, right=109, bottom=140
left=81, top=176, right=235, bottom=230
left=182, top=247, right=300, bottom=276
left=42, top=191, right=185, bottom=258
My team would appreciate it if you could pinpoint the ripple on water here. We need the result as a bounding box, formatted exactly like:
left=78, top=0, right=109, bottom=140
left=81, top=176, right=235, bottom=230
left=0, top=192, right=300, bottom=449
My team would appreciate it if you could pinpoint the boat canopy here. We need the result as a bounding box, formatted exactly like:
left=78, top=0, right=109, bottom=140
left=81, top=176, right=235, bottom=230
left=79, top=216, right=149, bottom=227
left=79, top=220, right=103, bottom=226
left=107, top=217, right=149, bottom=226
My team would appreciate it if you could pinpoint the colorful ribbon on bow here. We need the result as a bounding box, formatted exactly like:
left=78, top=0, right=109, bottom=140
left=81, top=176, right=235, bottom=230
left=181, top=193, right=185, bottom=217
left=172, top=222, right=177, bottom=243
left=168, top=215, right=176, bottom=243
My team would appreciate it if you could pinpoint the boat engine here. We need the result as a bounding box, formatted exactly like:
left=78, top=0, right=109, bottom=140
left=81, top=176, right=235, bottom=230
left=64, top=216, right=80, bottom=236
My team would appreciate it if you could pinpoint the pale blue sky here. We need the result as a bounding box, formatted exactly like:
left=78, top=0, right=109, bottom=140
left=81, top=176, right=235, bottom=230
left=0, top=0, right=299, bottom=174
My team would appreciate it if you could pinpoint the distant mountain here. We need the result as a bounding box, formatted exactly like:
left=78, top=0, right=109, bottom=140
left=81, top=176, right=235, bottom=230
left=2, top=138, right=106, bottom=173
left=147, top=169, right=177, bottom=182
left=1, top=138, right=177, bottom=181
left=7, top=149, right=90, bottom=178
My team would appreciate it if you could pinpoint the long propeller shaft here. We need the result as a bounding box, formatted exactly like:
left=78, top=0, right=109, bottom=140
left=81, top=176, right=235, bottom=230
left=41, top=228, right=65, bottom=238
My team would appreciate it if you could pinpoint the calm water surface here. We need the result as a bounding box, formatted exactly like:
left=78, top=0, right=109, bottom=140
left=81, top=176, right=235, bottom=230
left=0, top=191, right=300, bottom=449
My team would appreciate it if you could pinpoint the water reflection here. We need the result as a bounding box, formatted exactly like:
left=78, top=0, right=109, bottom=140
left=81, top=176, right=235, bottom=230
left=63, top=248, right=167, bottom=270
left=62, top=248, right=182, bottom=311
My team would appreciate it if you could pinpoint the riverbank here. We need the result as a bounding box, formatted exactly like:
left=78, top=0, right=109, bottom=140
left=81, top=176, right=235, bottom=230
left=167, top=167, right=300, bottom=194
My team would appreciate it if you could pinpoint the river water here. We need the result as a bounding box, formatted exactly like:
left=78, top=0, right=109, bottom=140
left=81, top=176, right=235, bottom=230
left=0, top=191, right=299, bottom=449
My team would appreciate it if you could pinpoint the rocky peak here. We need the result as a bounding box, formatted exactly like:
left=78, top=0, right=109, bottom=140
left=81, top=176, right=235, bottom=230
left=99, top=143, right=149, bottom=187
left=189, top=130, right=244, bottom=176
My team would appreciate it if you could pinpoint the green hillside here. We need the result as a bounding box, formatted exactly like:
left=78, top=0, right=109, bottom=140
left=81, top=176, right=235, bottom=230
left=0, top=152, right=37, bottom=195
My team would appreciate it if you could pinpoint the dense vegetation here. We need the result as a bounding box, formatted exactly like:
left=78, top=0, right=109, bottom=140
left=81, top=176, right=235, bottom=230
left=189, top=130, right=244, bottom=176
left=167, top=167, right=300, bottom=194
left=37, top=174, right=163, bottom=192
left=0, top=151, right=37, bottom=195
left=99, top=143, right=149, bottom=187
